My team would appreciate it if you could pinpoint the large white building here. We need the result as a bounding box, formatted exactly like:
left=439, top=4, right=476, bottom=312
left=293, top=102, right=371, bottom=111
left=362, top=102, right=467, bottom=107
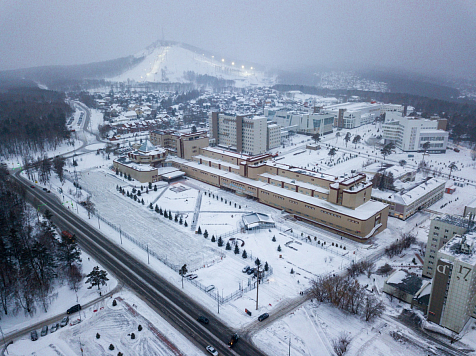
left=323, top=102, right=382, bottom=129
left=209, top=112, right=279, bottom=155
left=382, top=113, right=449, bottom=153
left=265, top=108, right=334, bottom=135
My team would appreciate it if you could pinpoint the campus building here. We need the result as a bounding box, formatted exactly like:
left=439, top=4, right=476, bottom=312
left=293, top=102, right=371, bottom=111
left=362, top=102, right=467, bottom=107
left=149, top=130, right=209, bottom=160
left=323, top=102, right=382, bottom=129
left=269, top=109, right=334, bottom=135
left=172, top=147, right=389, bottom=241
left=208, top=113, right=279, bottom=155
left=382, top=114, right=449, bottom=153
left=422, top=215, right=472, bottom=278
left=427, top=232, right=476, bottom=333
left=371, top=177, right=445, bottom=220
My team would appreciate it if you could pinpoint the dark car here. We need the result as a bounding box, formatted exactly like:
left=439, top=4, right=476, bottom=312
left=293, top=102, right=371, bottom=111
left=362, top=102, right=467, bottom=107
left=67, top=304, right=81, bottom=315
left=60, top=316, right=69, bottom=327
left=40, top=325, right=48, bottom=336
left=246, top=268, right=255, bottom=275
left=42, top=187, right=47, bottom=191
left=197, top=315, right=209, bottom=324
left=30, top=330, right=38, bottom=341
left=258, top=313, right=269, bottom=322
left=228, top=333, right=240, bottom=347
left=242, top=266, right=251, bottom=273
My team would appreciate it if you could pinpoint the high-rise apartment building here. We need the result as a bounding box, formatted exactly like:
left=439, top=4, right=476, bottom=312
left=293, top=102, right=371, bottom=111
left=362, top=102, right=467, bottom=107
left=427, top=232, right=476, bottom=333
left=209, top=112, right=277, bottom=155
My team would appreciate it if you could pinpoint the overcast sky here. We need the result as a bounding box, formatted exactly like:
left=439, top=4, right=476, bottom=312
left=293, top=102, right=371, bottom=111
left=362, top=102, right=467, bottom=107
left=1, top=0, right=475, bottom=78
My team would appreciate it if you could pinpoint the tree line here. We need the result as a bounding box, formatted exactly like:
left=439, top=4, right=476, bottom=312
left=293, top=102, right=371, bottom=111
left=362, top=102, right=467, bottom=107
left=0, top=165, right=82, bottom=319
left=0, top=88, right=73, bottom=158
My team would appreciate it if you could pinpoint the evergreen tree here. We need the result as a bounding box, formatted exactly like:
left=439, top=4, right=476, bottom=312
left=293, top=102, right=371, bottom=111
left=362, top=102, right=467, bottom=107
left=132, top=187, right=137, bottom=194
left=116, top=168, right=118, bottom=175
left=133, top=195, right=137, bottom=201
left=203, top=229, right=209, bottom=238
left=137, top=190, right=141, bottom=196
left=155, top=205, right=159, bottom=213
left=264, top=261, right=269, bottom=271
left=234, top=244, right=240, bottom=254
left=217, top=236, right=224, bottom=247
left=154, top=184, right=157, bottom=191
left=225, top=241, right=231, bottom=250
left=179, top=217, right=183, bottom=225
left=242, top=249, right=247, bottom=258
left=168, top=213, right=172, bottom=220
left=85, top=266, right=109, bottom=289
left=148, top=182, right=152, bottom=189
left=290, top=268, right=294, bottom=274
left=277, top=245, right=282, bottom=252
left=127, top=174, right=131, bottom=181
left=163, top=210, right=168, bottom=218
left=58, top=232, right=82, bottom=272
left=272, top=235, right=276, bottom=242
left=197, top=226, right=202, bottom=234
left=149, top=202, right=153, bottom=209
left=127, top=191, right=130, bottom=197
left=174, top=214, right=178, bottom=222
left=184, top=221, right=188, bottom=227
left=211, top=235, right=216, bottom=242
left=159, top=207, right=163, bottom=215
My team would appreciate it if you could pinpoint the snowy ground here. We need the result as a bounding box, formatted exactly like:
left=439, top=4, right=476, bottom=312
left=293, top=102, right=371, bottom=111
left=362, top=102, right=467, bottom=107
left=6, top=289, right=205, bottom=356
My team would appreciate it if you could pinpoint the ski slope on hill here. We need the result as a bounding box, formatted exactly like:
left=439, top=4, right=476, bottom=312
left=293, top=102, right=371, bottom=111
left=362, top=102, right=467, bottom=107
left=112, top=43, right=275, bottom=87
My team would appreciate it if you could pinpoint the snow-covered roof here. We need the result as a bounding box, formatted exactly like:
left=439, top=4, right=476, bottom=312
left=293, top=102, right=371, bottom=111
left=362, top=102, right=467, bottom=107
left=372, top=178, right=445, bottom=206
left=260, top=173, right=329, bottom=194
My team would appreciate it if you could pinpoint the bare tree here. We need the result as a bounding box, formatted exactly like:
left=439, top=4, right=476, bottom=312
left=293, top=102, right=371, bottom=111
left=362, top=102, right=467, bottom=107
left=352, top=135, right=361, bottom=148
left=332, top=332, right=352, bottom=356
left=84, top=195, right=96, bottom=219
left=448, top=162, right=458, bottom=180
left=363, top=295, right=385, bottom=322
left=344, top=132, right=352, bottom=147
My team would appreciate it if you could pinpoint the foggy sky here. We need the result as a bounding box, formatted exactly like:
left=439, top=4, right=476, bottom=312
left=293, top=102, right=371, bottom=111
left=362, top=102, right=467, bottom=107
left=1, top=0, right=476, bottom=79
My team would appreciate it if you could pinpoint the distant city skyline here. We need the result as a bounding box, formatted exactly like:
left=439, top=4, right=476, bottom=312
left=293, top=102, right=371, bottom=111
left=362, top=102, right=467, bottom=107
left=0, top=0, right=475, bottom=79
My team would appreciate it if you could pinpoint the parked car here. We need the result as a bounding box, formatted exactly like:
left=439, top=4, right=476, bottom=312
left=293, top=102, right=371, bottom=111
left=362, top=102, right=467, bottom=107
left=30, top=330, right=38, bottom=341
left=228, top=333, right=240, bottom=347
left=60, top=316, right=69, bottom=327
left=206, top=345, right=219, bottom=356
left=246, top=268, right=255, bottom=275
left=197, top=315, right=209, bottom=324
left=187, top=274, right=198, bottom=280
left=70, top=318, right=82, bottom=326
left=67, top=304, right=81, bottom=314
left=50, top=323, right=59, bottom=333
left=205, top=285, right=215, bottom=293
left=30, top=185, right=35, bottom=188
left=242, top=266, right=251, bottom=273
left=40, top=325, right=48, bottom=336
left=258, top=313, right=269, bottom=322
left=42, top=187, right=47, bottom=191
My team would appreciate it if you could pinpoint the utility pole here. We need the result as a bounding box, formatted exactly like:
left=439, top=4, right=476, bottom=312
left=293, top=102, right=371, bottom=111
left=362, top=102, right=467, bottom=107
left=147, top=243, right=150, bottom=264
left=289, top=335, right=291, bottom=356
left=0, top=326, right=8, bottom=355
left=217, top=290, right=220, bottom=314
left=256, top=264, right=260, bottom=310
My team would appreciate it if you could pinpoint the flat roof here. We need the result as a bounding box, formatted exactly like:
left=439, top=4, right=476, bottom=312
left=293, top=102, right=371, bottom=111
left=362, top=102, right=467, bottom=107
left=259, top=173, right=329, bottom=194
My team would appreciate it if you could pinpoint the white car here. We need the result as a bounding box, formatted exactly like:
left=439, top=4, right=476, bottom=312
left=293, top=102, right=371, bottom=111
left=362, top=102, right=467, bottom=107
left=206, top=345, right=219, bottom=356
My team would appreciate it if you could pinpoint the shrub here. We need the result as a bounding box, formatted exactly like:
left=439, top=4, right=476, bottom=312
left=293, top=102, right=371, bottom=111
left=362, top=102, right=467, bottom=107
left=112, top=299, right=117, bottom=306
left=131, top=333, right=135, bottom=339
left=138, top=324, right=143, bottom=331
left=109, top=344, right=115, bottom=350
left=96, top=333, right=100, bottom=339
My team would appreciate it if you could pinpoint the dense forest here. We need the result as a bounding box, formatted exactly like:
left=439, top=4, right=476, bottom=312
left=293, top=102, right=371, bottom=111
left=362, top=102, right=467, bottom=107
left=0, top=87, right=73, bottom=158
left=0, top=165, right=82, bottom=318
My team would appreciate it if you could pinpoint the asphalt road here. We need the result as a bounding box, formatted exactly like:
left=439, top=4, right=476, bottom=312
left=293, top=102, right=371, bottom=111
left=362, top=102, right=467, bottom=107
left=9, top=171, right=266, bottom=356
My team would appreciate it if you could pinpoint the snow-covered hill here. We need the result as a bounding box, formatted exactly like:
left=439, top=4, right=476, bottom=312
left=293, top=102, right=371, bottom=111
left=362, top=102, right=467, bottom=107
left=112, top=42, right=275, bottom=87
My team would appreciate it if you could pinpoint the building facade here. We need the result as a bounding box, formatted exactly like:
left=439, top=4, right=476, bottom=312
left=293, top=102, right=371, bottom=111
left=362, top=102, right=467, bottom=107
left=427, top=232, right=476, bottom=333
left=172, top=147, right=389, bottom=241
left=149, top=130, right=209, bottom=159
left=270, top=109, right=334, bottom=135
left=382, top=114, right=449, bottom=153
left=422, top=215, right=471, bottom=278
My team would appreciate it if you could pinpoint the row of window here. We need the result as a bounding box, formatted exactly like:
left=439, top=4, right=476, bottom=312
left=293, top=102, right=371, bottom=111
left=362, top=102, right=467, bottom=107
left=321, top=210, right=341, bottom=218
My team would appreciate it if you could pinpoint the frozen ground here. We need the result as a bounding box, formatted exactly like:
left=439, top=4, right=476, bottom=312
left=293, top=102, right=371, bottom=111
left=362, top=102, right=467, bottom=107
left=6, top=289, right=205, bottom=356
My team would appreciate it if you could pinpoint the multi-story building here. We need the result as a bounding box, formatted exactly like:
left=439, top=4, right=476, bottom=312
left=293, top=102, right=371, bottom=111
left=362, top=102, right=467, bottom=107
left=172, top=147, right=389, bottom=241
left=382, top=114, right=449, bottom=153
left=323, top=102, right=382, bottom=129
left=422, top=215, right=470, bottom=278
left=427, top=232, right=476, bottom=333
left=370, top=177, right=445, bottom=220
left=267, top=124, right=281, bottom=150
left=149, top=130, right=209, bottom=159
left=209, top=113, right=270, bottom=155
left=269, top=109, right=334, bottom=135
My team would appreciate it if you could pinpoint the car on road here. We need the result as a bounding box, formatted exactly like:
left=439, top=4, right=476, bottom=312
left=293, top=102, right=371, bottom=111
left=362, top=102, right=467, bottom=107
left=60, top=316, right=69, bottom=327
left=197, top=315, right=209, bottom=324
left=242, top=266, right=251, bottom=273
left=206, top=345, right=219, bottom=356
left=42, top=187, right=47, bottom=191
left=228, top=333, right=240, bottom=347
left=50, top=323, right=59, bottom=333
left=187, top=274, right=198, bottom=280
left=258, top=313, right=269, bottom=322
left=30, top=330, right=38, bottom=341
left=40, top=325, right=48, bottom=336
left=67, top=304, right=81, bottom=314
left=30, top=185, right=35, bottom=188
